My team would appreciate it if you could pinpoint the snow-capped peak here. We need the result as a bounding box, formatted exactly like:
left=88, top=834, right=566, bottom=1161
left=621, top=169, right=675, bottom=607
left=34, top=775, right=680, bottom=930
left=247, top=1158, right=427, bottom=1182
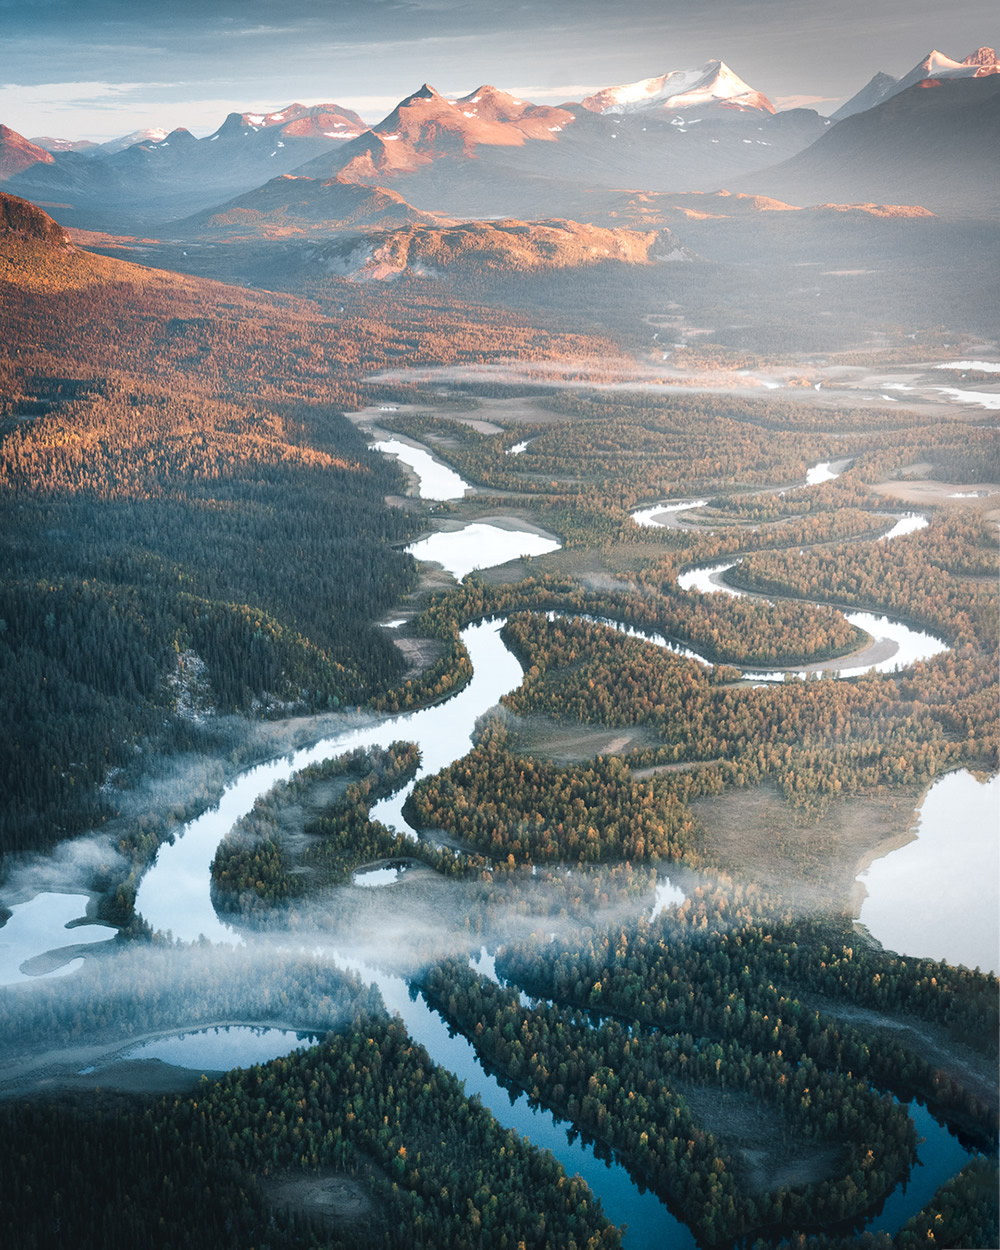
left=581, top=60, right=775, bottom=115
left=101, top=127, right=169, bottom=154
left=895, top=47, right=999, bottom=93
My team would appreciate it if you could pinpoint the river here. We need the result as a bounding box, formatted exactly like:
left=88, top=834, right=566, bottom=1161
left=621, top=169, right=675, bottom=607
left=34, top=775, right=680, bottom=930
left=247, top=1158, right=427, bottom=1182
left=0, top=435, right=991, bottom=1247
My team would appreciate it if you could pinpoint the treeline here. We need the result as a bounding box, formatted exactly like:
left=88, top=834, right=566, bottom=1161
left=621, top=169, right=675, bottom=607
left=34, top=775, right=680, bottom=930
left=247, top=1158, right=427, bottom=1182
left=0, top=1015, right=620, bottom=1250
left=496, top=903, right=998, bottom=1138
left=421, top=958, right=918, bottom=1246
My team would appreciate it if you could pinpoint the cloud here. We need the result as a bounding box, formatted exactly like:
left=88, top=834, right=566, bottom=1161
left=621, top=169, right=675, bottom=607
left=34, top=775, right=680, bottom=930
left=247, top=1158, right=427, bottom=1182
left=774, top=93, right=841, bottom=111
left=0, top=80, right=163, bottom=110
left=0, top=81, right=288, bottom=140
left=506, top=83, right=604, bottom=101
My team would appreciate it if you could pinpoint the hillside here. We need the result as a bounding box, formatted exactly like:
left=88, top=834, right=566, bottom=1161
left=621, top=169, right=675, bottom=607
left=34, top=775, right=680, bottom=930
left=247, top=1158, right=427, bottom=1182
left=176, top=173, right=444, bottom=238
left=308, top=217, right=690, bottom=281
left=1, top=193, right=626, bottom=855
left=744, top=75, right=1000, bottom=215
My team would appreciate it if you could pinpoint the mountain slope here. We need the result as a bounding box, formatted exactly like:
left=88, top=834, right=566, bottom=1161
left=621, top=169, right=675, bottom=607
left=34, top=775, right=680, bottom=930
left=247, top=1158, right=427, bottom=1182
left=0, top=125, right=54, bottom=179
left=832, top=46, right=998, bottom=120
left=743, top=75, right=1000, bottom=215
left=176, top=173, right=444, bottom=237
left=830, top=72, right=899, bottom=122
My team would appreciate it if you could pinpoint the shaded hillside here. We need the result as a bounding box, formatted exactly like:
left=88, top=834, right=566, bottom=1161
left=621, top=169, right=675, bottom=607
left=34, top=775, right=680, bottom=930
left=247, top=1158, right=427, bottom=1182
left=0, top=125, right=53, bottom=180
left=0, top=194, right=623, bottom=858
left=743, top=76, right=1000, bottom=215
left=176, top=173, right=444, bottom=238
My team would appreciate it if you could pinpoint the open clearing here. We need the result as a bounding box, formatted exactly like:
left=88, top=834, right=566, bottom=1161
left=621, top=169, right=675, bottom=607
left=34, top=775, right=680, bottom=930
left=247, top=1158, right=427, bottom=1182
left=689, top=782, right=925, bottom=915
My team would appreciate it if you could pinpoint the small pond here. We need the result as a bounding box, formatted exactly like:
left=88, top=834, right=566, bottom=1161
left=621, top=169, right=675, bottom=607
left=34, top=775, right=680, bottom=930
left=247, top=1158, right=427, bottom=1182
left=406, top=522, right=561, bottom=580
left=858, top=771, right=999, bottom=974
left=370, top=438, right=469, bottom=500
left=125, top=1025, right=320, bottom=1072
left=0, top=893, right=116, bottom=986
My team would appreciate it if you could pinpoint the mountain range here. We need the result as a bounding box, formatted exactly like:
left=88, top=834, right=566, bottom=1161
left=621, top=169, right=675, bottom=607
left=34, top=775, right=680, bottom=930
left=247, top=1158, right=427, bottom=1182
left=831, top=45, right=998, bottom=119
left=1, top=46, right=997, bottom=237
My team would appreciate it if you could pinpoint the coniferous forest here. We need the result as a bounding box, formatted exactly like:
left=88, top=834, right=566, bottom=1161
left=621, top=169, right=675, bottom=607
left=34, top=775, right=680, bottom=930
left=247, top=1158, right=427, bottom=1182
left=0, top=156, right=997, bottom=1250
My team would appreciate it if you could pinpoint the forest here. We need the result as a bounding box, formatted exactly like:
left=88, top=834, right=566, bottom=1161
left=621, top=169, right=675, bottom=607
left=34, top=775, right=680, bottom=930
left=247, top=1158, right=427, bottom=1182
left=1, top=193, right=998, bottom=1249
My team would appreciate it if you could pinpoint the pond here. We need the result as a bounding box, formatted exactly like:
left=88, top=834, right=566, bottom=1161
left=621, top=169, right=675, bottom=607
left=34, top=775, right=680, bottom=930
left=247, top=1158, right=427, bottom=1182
left=878, top=513, right=929, bottom=541
left=406, top=521, right=561, bottom=580
left=0, top=893, right=116, bottom=986
left=858, top=771, right=1000, bottom=974
left=124, top=1024, right=322, bottom=1071
left=353, top=864, right=409, bottom=888
left=370, top=438, right=469, bottom=500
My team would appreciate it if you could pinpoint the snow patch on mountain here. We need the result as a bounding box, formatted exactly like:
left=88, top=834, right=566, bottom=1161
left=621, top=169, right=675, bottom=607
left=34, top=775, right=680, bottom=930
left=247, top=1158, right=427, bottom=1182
left=581, top=61, right=775, bottom=115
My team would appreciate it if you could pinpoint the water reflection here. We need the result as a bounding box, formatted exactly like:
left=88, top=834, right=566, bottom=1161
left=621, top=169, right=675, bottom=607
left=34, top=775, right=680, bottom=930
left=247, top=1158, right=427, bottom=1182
left=858, top=771, right=1000, bottom=973
left=125, top=1025, right=319, bottom=1072
left=878, top=514, right=929, bottom=542
left=0, top=893, right=116, bottom=986
left=370, top=438, right=468, bottom=500
left=406, top=522, right=560, bottom=580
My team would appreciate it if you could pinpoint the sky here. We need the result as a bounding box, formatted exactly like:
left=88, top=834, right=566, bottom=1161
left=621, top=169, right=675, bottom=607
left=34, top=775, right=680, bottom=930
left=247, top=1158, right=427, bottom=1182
left=2, top=0, right=996, bottom=141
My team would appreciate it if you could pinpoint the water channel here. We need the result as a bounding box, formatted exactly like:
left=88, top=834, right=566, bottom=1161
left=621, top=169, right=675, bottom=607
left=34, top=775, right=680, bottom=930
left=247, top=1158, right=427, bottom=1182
left=1, top=438, right=992, bottom=1246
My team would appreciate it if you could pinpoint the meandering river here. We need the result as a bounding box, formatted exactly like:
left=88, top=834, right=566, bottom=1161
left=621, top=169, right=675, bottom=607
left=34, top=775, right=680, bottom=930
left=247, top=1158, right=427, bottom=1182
left=1, top=436, right=991, bottom=1247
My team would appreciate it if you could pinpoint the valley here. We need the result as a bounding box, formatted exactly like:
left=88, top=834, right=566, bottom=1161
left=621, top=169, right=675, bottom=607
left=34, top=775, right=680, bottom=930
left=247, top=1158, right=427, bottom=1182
left=1, top=30, right=999, bottom=1250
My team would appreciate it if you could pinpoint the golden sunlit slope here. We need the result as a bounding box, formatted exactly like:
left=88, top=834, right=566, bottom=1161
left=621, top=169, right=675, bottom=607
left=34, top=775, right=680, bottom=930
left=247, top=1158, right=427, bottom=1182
left=0, top=190, right=218, bottom=296
left=311, top=216, right=691, bottom=281
left=2, top=193, right=624, bottom=389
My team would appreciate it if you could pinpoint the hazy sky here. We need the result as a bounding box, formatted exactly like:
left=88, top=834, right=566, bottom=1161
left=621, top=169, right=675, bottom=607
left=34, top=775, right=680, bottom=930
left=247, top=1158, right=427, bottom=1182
left=2, top=0, right=996, bottom=140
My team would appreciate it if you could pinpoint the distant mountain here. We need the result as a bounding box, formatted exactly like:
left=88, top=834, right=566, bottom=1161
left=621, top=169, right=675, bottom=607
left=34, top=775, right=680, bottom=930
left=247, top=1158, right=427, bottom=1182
left=963, top=45, right=999, bottom=68
left=100, top=127, right=171, bottom=154
left=832, top=46, right=998, bottom=120
left=307, top=217, right=690, bottom=282
left=743, top=75, right=1000, bottom=215
left=893, top=46, right=998, bottom=93
left=30, top=135, right=101, bottom=155
left=206, top=102, right=366, bottom=144
left=319, top=83, right=574, bottom=184
left=830, top=72, right=899, bottom=122
left=0, top=103, right=374, bottom=231
left=0, top=126, right=54, bottom=180
left=291, top=81, right=825, bottom=220
left=176, top=172, right=443, bottom=237
left=581, top=60, right=774, bottom=116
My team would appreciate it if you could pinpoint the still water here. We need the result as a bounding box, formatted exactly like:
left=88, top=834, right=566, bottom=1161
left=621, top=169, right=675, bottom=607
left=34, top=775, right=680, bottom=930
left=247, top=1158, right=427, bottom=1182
left=0, top=893, right=116, bottom=986
left=370, top=438, right=469, bottom=500
left=859, top=771, right=1000, bottom=974
left=406, top=521, right=560, bottom=580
